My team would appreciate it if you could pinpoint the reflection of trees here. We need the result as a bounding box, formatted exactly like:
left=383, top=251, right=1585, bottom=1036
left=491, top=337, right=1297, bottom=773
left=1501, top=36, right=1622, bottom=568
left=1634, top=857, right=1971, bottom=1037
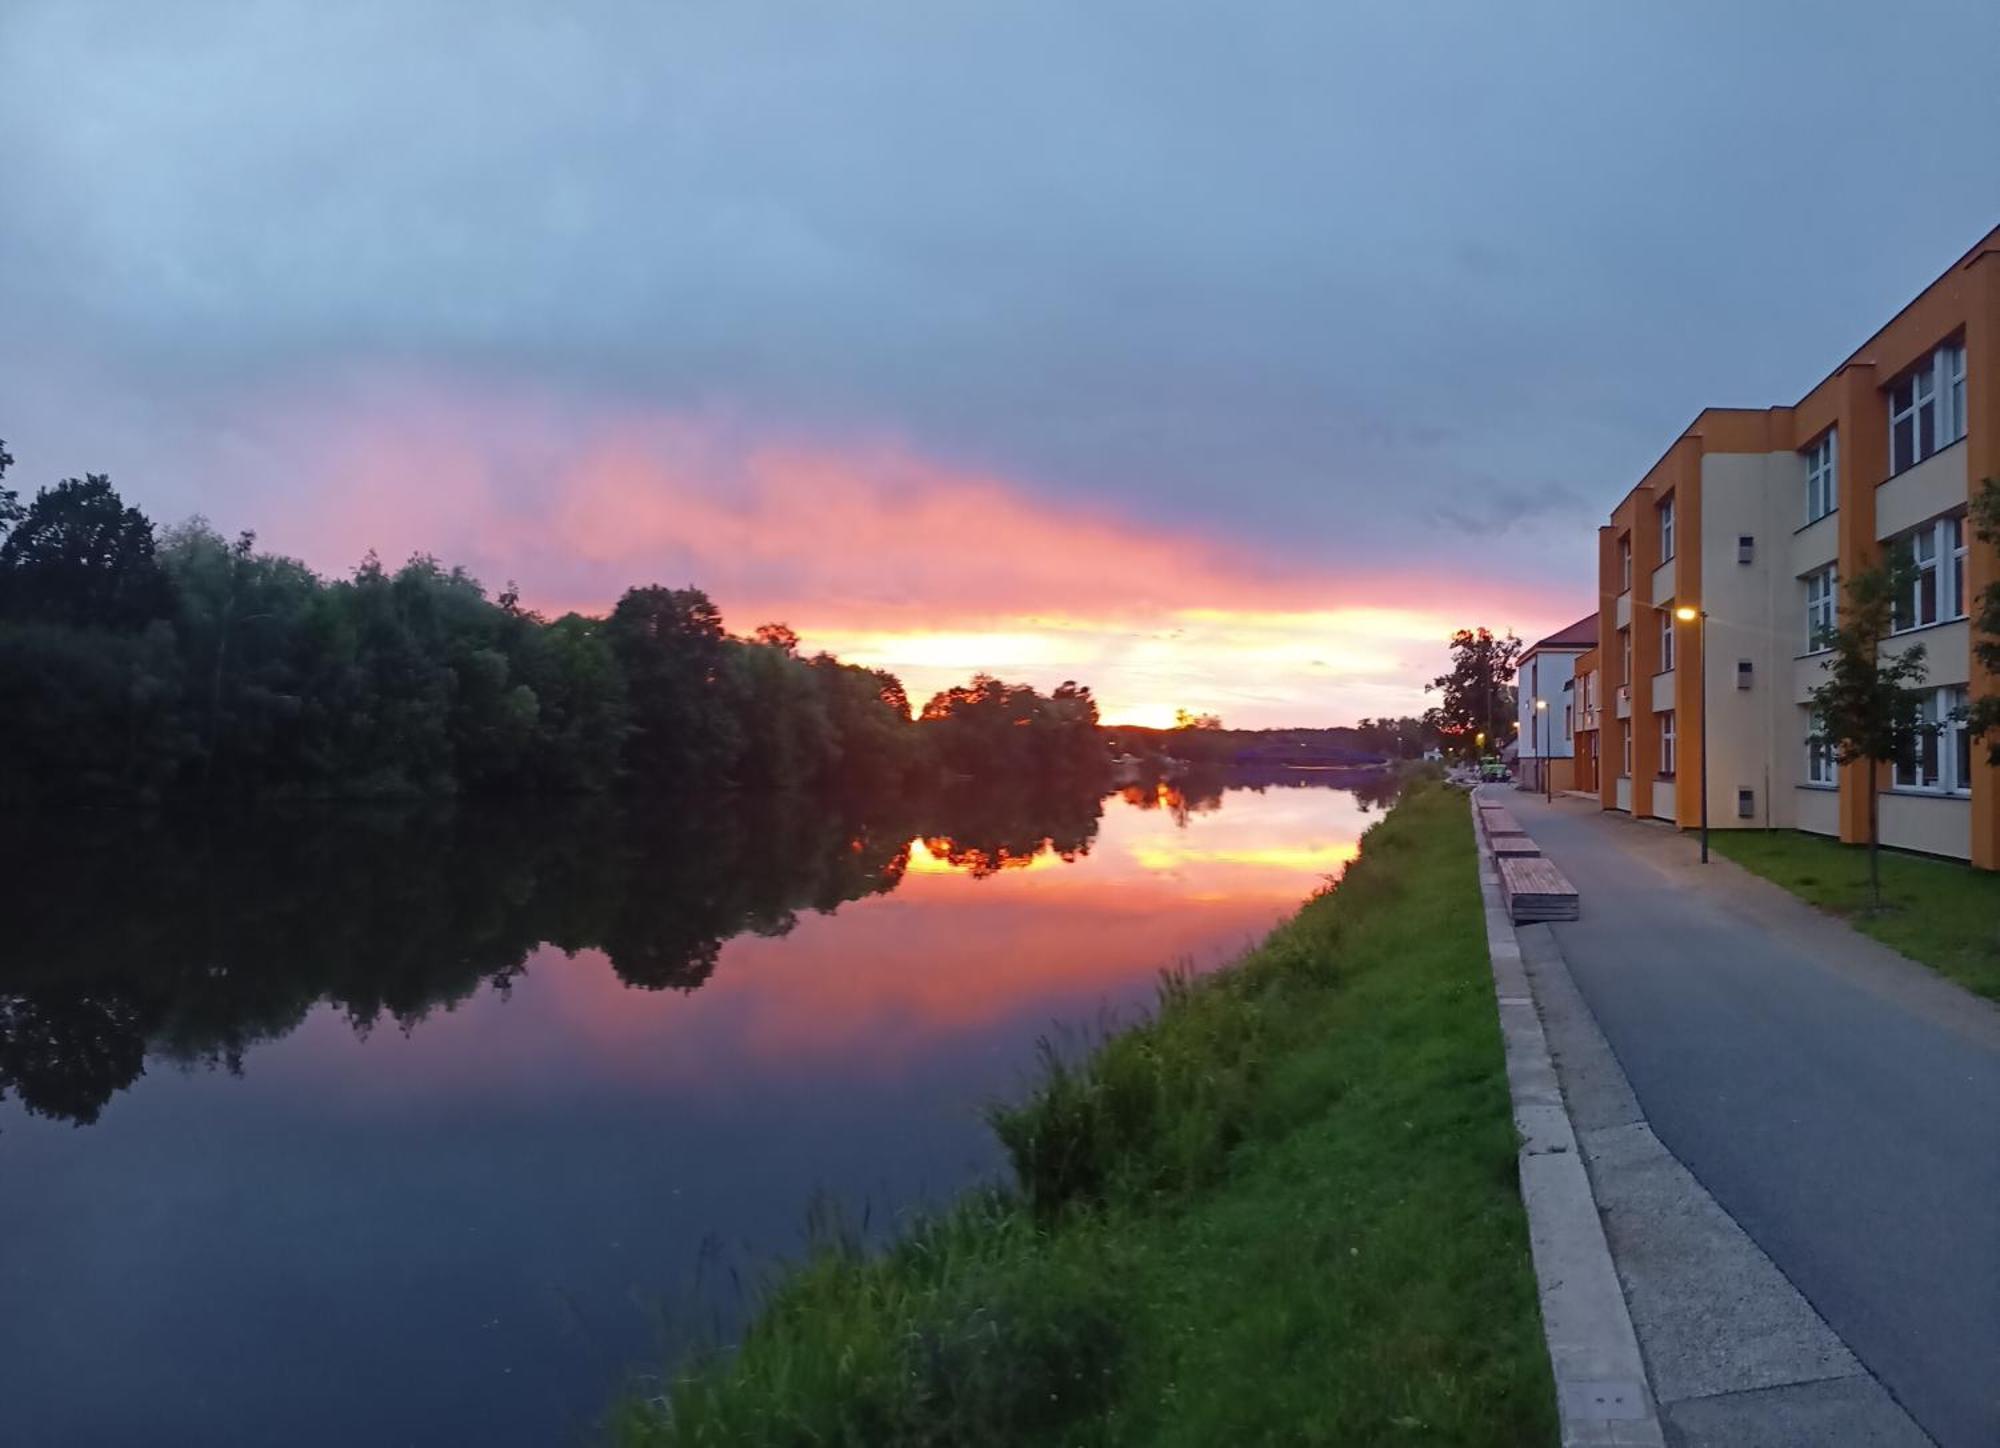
left=1116, top=778, right=1226, bottom=828
left=0, top=783, right=1101, bottom=1128
left=918, top=782, right=1104, bottom=879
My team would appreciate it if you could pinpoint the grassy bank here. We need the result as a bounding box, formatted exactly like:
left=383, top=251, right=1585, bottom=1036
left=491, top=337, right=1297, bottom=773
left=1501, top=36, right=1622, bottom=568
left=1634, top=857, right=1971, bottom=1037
left=1713, top=830, right=2000, bottom=1002
left=614, top=779, right=1555, bottom=1447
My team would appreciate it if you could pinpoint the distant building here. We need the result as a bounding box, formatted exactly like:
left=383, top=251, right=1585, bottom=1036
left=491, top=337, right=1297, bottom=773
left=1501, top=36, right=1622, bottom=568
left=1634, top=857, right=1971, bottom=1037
left=1514, top=614, right=1598, bottom=794
left=1593, top=225, right=1998, bottom=867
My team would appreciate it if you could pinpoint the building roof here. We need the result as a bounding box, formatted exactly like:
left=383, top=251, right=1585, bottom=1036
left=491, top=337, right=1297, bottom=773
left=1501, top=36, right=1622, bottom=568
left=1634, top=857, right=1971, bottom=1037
left=1522, top=613, right=1598, bottom=657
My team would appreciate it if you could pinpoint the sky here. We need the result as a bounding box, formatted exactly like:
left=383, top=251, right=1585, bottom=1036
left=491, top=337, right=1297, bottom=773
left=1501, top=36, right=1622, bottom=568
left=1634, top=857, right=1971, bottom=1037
left=4, top=1, right=1998, bottom=726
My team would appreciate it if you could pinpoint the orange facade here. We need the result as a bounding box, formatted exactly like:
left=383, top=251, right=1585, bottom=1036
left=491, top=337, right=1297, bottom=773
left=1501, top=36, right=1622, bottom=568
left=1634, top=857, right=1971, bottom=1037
left=1596, top=226, right=2000, bottom=868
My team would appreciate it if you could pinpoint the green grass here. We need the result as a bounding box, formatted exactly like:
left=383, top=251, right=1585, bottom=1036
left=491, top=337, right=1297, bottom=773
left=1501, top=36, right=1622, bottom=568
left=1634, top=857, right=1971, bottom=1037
left=612, top=779, right=1556, bottom=1447
left=1713, top=830, right=2000, bottom=1002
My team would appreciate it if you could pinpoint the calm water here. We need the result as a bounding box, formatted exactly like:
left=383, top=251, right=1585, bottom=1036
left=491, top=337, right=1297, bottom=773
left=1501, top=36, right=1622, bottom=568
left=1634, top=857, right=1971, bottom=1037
left=0, top=775, right=1385, bottom=1447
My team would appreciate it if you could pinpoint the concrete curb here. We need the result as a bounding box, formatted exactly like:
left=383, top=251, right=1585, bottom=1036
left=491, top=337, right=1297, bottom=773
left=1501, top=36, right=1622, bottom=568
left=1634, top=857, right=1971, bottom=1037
left=1468, top=790, right=1665, bottom=1448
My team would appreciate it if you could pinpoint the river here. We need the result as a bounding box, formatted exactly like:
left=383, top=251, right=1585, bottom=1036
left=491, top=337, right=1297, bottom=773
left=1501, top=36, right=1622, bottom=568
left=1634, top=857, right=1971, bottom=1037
left=0, top=773, right=1388, bottom=1446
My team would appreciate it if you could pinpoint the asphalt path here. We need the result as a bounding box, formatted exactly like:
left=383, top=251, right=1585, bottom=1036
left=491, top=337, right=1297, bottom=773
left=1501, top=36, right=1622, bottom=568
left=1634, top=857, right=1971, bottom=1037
left=1496, top=789, right=2000, bottom=1448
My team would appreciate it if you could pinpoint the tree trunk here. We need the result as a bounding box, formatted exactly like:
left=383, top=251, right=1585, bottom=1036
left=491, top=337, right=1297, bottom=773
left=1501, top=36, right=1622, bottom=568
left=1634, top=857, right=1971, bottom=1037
left=1867, top=772, right=1881, bottom=912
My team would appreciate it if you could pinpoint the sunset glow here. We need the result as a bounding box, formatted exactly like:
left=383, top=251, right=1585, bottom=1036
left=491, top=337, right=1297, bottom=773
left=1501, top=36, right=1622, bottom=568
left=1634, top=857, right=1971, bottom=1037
left=216, top=390, right=1581, bottom=726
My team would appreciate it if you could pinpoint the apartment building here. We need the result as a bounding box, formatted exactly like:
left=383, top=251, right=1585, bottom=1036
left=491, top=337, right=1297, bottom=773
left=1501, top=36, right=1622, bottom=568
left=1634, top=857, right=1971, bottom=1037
left=1513, top=614, right=1597, bottom=794
left=1597, top=225, right=1999, bottom=869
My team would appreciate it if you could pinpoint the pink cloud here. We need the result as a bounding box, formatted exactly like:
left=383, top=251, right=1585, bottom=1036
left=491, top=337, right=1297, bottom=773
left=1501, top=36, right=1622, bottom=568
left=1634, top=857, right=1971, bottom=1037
left=223, top=379, right=1582, bottom=723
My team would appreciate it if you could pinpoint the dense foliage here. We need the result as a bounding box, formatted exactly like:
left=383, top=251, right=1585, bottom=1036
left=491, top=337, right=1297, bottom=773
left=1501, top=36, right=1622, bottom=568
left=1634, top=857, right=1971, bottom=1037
left=0, top=450, right=1104, bottom=803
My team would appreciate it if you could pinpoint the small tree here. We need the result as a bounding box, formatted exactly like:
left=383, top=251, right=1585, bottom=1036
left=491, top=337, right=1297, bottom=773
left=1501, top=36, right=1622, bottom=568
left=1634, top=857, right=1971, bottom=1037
left=1967, top=477, right=2000, bottom=764
left=1807, top=555, right=1929, bottom=910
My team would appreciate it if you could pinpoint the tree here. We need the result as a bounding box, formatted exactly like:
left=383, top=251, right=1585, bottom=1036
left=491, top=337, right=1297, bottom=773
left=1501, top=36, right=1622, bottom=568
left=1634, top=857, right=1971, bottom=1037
left=604, top=585, right=740, bottom=786
left=1173, top=708, right=1223, bottom=730
left=0, top=474, right=171, bottom=629
left=1426, top=627, right=1522, bottom=759
left=752, top=621, right=800, bottom=655
left=1967, top=477, right=2000, bottom=766
left=1807, top=555, right=1930, bottom=910
left=0, top=437, right=21, bottom=540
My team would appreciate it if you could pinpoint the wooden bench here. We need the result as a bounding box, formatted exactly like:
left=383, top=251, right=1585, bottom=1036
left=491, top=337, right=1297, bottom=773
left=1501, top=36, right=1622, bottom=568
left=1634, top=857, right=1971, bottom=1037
left=1489, top=834, right=1541, bottom=857
left=1497, top=855, right=1579, bottom=923
left=1479, top=805, right=1524, bottom=838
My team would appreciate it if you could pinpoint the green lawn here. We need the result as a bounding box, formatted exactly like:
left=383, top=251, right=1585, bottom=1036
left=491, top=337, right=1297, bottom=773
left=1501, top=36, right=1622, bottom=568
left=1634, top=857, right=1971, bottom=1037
left=1713, top=830, right=2000, bottom=1002
left=612, top=780, right=1556, bottom=1447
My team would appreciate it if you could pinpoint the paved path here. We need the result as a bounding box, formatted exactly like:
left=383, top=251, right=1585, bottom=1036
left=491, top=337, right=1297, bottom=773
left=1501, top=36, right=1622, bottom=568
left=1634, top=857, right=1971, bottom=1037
left=1497, top=790, right=2000, bottom=1448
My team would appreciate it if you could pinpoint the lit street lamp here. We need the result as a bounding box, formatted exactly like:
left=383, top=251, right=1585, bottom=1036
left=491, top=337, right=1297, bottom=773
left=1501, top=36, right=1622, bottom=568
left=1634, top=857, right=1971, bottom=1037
left=1675, top=604, right=1707, bottom=863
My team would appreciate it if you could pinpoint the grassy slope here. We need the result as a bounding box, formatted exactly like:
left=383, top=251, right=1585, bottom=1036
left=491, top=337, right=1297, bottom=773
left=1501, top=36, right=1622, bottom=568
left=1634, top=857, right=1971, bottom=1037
left=614, top=780, right=1555, bottom=1446
left=1713, top=830, right=2000, bottom=1002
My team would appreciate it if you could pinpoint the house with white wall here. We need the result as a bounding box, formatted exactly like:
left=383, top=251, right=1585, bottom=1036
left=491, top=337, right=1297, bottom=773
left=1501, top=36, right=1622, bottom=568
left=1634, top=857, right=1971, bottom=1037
left=1515, top=614, right=1598, bottom=793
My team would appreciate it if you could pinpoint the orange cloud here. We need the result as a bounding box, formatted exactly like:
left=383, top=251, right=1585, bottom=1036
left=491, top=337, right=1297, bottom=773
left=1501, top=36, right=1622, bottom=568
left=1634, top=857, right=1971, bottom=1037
left=242, top=384, right=1582, bottom=725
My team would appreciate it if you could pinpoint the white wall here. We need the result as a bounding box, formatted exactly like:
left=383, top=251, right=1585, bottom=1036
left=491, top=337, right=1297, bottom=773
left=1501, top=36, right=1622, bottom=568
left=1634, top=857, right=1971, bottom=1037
left=1700, top=451, right=1799, bottom=830
left=1516, top=649, right=1583, bottom=759
left=1879, top=792, right=1972, bottom=860
left=1875, top=441, right=1967, bottom=540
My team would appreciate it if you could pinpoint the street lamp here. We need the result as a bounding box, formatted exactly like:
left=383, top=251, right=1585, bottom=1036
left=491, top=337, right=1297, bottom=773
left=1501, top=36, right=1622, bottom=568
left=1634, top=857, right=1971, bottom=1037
left=1534, top=697, right=1550, bottom=803
left=1675, top=605, right=1707, bottom=863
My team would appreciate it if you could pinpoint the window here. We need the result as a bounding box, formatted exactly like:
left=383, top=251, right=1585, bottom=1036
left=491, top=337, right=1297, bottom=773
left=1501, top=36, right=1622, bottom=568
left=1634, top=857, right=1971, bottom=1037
left=1565, top=703, right=1574, bottom=741
left=1949, top=685, right=1972, bottom=795
left=1803, top=430, right=1837, bottom=523
left=1889, top=341, right=1968, bottom=473
left=1618, top=535, right=1632, bottom=592
left=1804, top=565, right=1836, bottom=652
left=1621, top=722, right=1632, bottom=778
left=1620, top=628, right=1632, bottom=687
left=1658, top=606, right=1675, bottom=672
left=1949, top=514, right=1968, bottom=620
left=1804, top=709, right=1836, bottom=786
left=1657, top=495, right=1675, bottom=561
left=1889, top=514, right=1968, bottom=633
left=1892, top=685, right=1975, bottom=794
left=1658, top=712, right=1676, bottom=777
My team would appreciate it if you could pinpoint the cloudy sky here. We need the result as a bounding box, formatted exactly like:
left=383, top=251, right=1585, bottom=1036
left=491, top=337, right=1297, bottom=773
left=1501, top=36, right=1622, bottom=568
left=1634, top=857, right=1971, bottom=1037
left=4, top=1, right=1997, bottom=724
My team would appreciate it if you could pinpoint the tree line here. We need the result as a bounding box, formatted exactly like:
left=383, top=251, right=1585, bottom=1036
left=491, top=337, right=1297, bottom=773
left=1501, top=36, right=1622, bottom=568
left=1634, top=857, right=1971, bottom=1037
left=0, top=445, right=1105, bottom=804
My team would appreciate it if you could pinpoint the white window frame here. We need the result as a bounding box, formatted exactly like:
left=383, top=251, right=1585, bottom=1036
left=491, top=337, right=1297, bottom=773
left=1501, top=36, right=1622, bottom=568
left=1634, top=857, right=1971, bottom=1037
left=1658, top=711, right=1676, bottom=778
left=1948, top=685, right=1972, bottom=796
left=1948, top=514, right=1967, bottom=621
left=1804, top=708, right=1836, bottom=787
left=1889, top=513, right=1968, bottom=634
left=1804, top=430, right=1837, bottom=524
left=1892, top=685, right=1974, bottom=795
left=1658, top=605, right=1675, bottom=672
left=1803, top=565, right=1837, bottom=653
left=1621, top=722, right=1632, bottom=778
left=1890, top=341, right=1968, bottom=474
left=1618, top=535, right=1632, bottom=592
left=1657, top=495, right=1675, bottom=562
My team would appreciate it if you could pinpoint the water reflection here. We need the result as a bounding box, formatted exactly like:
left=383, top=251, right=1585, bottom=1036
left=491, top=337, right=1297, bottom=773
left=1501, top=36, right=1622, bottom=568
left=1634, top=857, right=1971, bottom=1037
left=0, top=785, right=1107, bottom=1128
left=0, top=772, right=1387, bottom=1448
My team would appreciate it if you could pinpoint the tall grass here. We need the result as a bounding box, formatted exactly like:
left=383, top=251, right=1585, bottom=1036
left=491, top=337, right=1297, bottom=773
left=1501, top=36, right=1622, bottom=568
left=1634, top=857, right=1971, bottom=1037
left=614, top=778, right=1555, bottom=1446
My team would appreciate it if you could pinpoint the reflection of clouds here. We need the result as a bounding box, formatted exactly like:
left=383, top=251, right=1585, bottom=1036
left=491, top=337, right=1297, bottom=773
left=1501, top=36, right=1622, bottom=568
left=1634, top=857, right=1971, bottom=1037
left=273, top=786, right=1372, bottom=1099
left=1130, top=841, right=1360, bottom=875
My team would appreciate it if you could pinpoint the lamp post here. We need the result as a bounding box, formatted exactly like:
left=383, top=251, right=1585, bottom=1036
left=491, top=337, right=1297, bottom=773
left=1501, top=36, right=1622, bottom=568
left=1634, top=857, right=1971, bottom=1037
left=1534, top=697, right=1549, bottom=803
left=1675, top=605, right=1707, bottom=863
